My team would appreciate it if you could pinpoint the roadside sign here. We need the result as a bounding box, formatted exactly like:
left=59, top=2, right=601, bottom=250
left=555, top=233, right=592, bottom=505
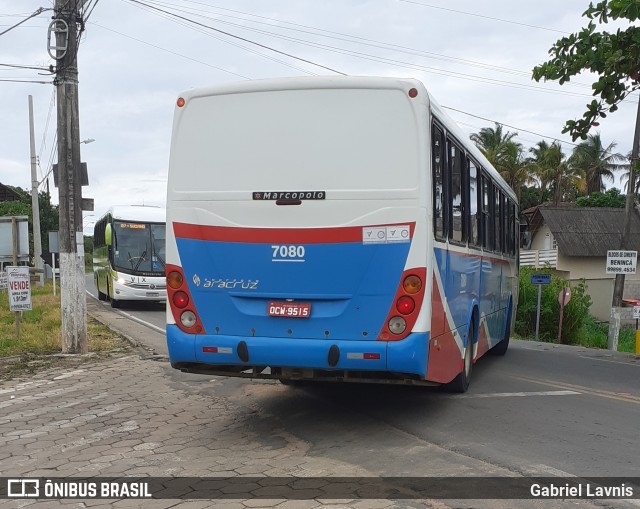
left=633, top=306, right=640, bottom=319
left=606, top=250, right=637, bottom=274
left=0, top=271, right=6, bottom=290
left=558, top=287, right=572, bottom=306
left=530, top=274, right=551, bottom=285
left=7, top=266, right=32, bottom=311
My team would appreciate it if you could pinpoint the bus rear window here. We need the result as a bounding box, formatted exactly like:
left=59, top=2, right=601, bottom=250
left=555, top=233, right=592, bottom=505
left=170, top=89, right=420, bottom=193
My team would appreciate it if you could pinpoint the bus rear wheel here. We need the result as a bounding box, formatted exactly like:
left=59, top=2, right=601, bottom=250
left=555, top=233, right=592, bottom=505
left=490, top=307, right=511, bottom=356
left=444, top=323, right=473, bottom=393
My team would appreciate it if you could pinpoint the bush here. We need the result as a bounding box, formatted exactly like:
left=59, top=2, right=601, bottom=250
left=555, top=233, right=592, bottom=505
left=516, top=267, right=591, bottom=344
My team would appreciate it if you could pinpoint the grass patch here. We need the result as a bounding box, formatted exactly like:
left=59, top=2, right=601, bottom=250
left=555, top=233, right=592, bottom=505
left=0, top=280, right=133, bottom=380
left=518, top=314, right=637, bottom=353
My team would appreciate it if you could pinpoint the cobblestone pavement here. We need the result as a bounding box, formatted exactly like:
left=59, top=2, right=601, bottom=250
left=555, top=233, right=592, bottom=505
left=0, top=301, right=624, bottom=509
left=0, top=352, right=447, bottom=509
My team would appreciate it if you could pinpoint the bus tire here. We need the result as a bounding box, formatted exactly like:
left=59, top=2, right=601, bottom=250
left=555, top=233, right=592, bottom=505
left=490, top=307, right=511, bottom=356
left=96, top=276, right=107, bottom=301
left=444, top=323, right=473, bottom=393
left=108, top=280, right=121, bottom=308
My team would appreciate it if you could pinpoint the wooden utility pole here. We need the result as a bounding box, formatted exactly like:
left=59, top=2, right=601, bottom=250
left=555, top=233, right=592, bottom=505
left=608, top=96, right=640, bottom=351
left=53, top=0, right=87, bottom=353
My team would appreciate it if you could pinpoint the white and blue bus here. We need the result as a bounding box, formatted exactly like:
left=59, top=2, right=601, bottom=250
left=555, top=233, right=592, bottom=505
left=93, top=205, right=167, bottom=308
left=165, top=77, right=518, bottom=392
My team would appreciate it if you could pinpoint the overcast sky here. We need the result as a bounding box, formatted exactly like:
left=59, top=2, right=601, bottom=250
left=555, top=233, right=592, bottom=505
left=1, top=0, right=637, bottom=234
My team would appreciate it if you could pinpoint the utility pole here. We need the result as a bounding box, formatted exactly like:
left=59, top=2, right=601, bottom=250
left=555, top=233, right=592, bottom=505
left=608, top=95, right=640, bottom=351
left=53, top=0, right=87, bottom=353
left=28, top=95, right=44, bottom=288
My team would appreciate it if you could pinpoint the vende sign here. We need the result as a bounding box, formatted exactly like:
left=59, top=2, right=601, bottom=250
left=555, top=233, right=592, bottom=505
left=606, top=250, right=638, bottom=274
left=7, top=266, right=32, bottom=311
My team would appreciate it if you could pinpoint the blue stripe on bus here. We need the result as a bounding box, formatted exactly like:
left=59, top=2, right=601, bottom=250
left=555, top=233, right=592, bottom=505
left=175, top=238, right=412, bottom=341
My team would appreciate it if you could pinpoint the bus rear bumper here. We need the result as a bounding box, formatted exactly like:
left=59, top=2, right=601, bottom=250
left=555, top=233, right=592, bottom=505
left=166, top=325, right=429, bottom=379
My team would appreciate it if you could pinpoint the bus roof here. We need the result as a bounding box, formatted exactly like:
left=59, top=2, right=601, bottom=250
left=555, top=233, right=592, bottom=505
left=102, top=205, right=166, bottom=224
left=176, top=76, right=516, bottom=203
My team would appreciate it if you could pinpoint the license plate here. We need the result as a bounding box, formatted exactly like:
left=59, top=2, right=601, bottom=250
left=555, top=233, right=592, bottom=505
left=268, top=301, right=311, bottom=318
left=146, top=292, right=159, bottom=297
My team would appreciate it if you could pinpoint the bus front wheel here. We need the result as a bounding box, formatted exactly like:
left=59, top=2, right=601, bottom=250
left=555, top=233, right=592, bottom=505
left=96, top=276, right=107, bottom=301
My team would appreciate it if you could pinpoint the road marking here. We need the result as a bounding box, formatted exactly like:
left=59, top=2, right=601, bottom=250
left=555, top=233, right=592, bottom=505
left=86, top=289, right=165, bottom=334
left=457, top=390, right=579, bottom=399
left=512, top=375, right=640, bottom=404
left=118, top=310, right=165, bottom=334
left=578, top=355, right=640, bottom=367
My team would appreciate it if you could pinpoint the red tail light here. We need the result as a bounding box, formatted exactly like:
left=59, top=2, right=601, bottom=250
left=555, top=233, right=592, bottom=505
left=378, top=268, right=426, bottom=341
left=396, top=296, right=415, bottom=315
left=173, top=291, right=189, bottom=309
left=166, top=264, right=205, bottom=334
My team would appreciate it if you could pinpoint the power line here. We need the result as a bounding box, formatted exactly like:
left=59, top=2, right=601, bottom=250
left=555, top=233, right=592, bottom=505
left=130, top=1, right=609, bottom=100
left=443, top=106, right=580, bottom=148
left=398, top=0, right=567, bottom=34
left=0, top=78, right=52, bottom=84
left=127, top=0, right=346, bottom=75
left=0, top=6, right=50, bottom=37
left=143, top=0, right=538, bottom=79
left=118, top=2, right=606, bottom=147
left=91, top=22, right=252, bottom=79
left=122, top=3, right=319, bottom=76
left=0, top=63, right=50, bottom=71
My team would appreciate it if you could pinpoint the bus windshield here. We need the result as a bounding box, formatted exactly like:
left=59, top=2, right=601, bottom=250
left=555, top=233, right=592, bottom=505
left=112, top=221, right=165, bottom=274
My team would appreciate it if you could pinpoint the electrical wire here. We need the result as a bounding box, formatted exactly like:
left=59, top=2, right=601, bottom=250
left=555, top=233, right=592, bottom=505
left=91, top=22, right=252, bottom=79
left=121, top=4, right=319, bottom=76
left=398, top=0, right=567, bottom=34
left=442, top=106, right=580, bottom=148
left=128, top=0, right=620, bottom=100
left=127, top=0, right=346, bottom=75
left=0, top=6, right=50, bottom=37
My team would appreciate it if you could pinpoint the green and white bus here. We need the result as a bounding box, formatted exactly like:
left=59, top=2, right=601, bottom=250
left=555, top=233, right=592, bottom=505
left=93, top=205, right=167, bottom=307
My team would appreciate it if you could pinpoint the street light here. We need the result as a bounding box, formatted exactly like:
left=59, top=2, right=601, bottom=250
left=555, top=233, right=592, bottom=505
left=80, top=138, right=95, bottom=144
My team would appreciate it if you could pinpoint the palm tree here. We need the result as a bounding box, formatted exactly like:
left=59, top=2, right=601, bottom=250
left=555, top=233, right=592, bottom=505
left=529, top=141, right=585, bottom=206
left=470, top=123, right=531, bottom=200
left=496, top=141, right=535, bottom=202
left=528, top=140, right=555, bottom=202
left=620, top=151, right=640, bottom=194
left=569, top=133, right=626, bottom=195
left=470, top=123, right=518, bottom=169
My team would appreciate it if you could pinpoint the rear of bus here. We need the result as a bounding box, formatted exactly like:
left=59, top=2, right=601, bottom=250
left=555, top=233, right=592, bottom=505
left=165, top=77, right=432, bottom=384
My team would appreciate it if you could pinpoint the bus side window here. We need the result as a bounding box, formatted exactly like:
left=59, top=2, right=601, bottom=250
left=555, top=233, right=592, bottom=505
left=481, top=173, right=493, bottom=250
left=432, top=125, right=447, bottom=241
left=509, top=201, right=517, bottom=255
left=468, top=160, right=479, bottom=247
left=495, top=187, right=502, bottom=253
left=449, top=140, right=465, bottom=243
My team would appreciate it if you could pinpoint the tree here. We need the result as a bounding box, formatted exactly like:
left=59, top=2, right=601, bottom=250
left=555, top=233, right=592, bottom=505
left=470, top=123, right=518, bottom=167
left=569, top=133, right=625, bottom=194
left=532, top=1, right=640, bottom=140
left=470, top=123, right=533, bottom=200
left=620, top=151, right=639, bottom=193
left=576, top=187, right=626, bottom=207
left=529, top=141, right=585, bottom=205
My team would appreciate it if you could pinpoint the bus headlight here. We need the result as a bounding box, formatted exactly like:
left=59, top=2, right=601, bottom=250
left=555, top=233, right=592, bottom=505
left=388, top=316, right=407, bottom=335
left=180, top=311, right=197, bottom=328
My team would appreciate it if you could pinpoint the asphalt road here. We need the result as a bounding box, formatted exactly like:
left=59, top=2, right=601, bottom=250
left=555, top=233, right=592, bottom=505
left=84, top=273, right=640, bottom=507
